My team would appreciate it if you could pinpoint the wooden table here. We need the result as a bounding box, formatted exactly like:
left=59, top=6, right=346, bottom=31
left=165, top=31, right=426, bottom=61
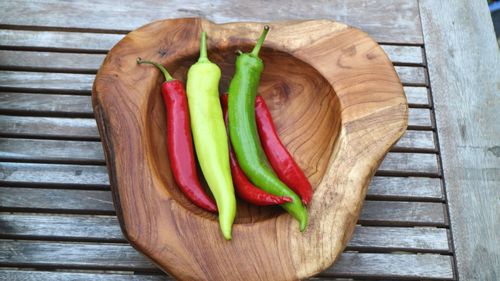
left=0, top=1, right=498, bottom=280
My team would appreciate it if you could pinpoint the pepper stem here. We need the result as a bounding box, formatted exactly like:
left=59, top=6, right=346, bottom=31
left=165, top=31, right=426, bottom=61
left=198, top=31, right=209, bottom=62
left=251, top=25, right=270, bottom=57
left=136, top=57, right=173, bottom=82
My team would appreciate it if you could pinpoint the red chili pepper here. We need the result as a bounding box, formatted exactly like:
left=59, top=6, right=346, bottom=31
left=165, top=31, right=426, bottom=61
left=255, top=96, right=313, bottom=205
left=221, top=94, right=292, bottom=206
left=137, top=58, right=217, bottom=213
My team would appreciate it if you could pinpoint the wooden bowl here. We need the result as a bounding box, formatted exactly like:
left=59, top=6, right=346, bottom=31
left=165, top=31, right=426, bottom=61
left=92, top=18, right=407, bottom=281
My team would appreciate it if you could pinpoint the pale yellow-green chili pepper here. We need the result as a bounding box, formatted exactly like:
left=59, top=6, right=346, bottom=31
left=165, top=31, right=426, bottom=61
left=186, top=31, right=236, bottom=240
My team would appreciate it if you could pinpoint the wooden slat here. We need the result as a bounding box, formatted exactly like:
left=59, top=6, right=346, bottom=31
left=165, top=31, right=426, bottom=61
left=0, top=213, right=450, bottom=253
left=403, top=86, right=430, bottom=107
left=420, top=1, right=500, bottom=280
left=323, top=252, right=453, bottom=280
left=0, top=187, right=446, bottom=226
left=0, top=71, right=94, bottom=93
left=0, top=107, right=432, bottom=141
left=379, top=153, right=439, bottom=176
left=0, top=188, right=113, bottom=213
left=0, top=270, right=172, bottom=281
left=0, top=131, right=436, bottom=165
left=0, top=240, right=453, bottom=279
left=0, top=0, right=423, bottom=44
left=360, top=201, right=446, bottom=226
left=0, top=46, right=423, bottom=71
left=0, top=138, right=104, bottom=164
left=0, top=163, right=109, bottom=187
left=367, top=176, right=443, bottom=201
left=0, top=93, right=93, bottom=116
left=395, top=66, right=427, bottom=86
left=0, top=116, right=99, bottom=140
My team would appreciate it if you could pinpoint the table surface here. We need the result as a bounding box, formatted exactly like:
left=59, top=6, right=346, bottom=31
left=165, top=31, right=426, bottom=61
left=0, top=1, right=498, bottom=280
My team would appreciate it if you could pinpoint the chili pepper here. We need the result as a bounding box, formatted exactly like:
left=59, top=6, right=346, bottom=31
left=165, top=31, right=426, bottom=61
left=186, top=32, right=236, bottom=240
left=221, top=94, right=292, bottom=206
left=255, top=96, right=313, bottom=205
left=227, top=26, right=308, bottom=231
left=136, top=58, right=217, bottom=213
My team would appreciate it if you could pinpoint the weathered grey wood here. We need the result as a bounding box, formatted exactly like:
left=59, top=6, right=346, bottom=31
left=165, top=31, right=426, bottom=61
left=0, top=138, right=104, bottom=164
left=0, top=30, right=120, bottom=52
left=0, top=240, right=453, bottom=279
left=408, top=108, right=433, bottom=129
left=0, top=214, right=450, bottom=252
left=0, top=92, right=93, bottom=116
left=0, top=187, right=113, bottom=212
left=360, top=201, right=446, bottom=226
left=367, top=176, right=443, bottom=201
left=0, top=0, right=423, bottom=44
left=395, top=66, right=427, bottom=86
left=403, top=86, right=430, bottom=108
left=0, top=71, right=94, bottom=93
left=0, top=162, right=109, bottom=187
left=0, top=270, right=173, bottom=281
left=0, top=116, right=99, bottom=140
left=0, top=131, right=435, bottom=164
left=379, top=153, right=439, bottom=176
left=393, top=130, right=436, bottom=152
left=420, top=1, right=500, bottom=280
left=323, top=252, right=453, bottom=279
left=0, top=186, right=445, bottom=225
left=0, top=46, right=423, bottom=72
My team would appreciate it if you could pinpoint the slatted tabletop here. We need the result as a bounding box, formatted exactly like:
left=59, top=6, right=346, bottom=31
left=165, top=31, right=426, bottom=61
left=1, top=1, right=498, bottom=280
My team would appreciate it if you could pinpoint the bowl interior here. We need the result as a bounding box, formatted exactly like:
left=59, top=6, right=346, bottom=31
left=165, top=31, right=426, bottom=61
left=145, top=44, right=342, bottom=224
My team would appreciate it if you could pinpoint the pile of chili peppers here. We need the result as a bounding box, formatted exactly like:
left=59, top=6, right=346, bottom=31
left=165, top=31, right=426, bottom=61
left=137, top=26, right=312, bottom=240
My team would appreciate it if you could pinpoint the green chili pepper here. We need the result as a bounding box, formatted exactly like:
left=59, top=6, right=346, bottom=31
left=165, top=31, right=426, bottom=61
left=228, top=26, right=308, bottom=231
left=187, top=31, right=236, bottom=240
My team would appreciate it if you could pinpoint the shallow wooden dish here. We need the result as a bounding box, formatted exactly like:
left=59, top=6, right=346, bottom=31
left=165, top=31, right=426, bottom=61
left=92, top=18, right=407, bottom=281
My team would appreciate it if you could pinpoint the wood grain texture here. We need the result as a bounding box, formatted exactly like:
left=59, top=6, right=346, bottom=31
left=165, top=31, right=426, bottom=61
left=420, top=0, right=500, bottom=280
left=92, top=19, right=407, bottom=280
left=0, top=270, right=173, bottom=281
left=0, top=240, right=453, bottom=279
left=0, top=0, right=423, bottom=44
left=0, top=213, right=450, bottom=252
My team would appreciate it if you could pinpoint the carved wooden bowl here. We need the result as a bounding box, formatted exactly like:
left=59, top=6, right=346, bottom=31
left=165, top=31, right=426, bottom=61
left=92, top=18, right=407, bottom=281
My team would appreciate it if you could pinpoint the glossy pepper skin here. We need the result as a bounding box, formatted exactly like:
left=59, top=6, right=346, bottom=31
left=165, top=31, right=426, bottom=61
left=136, top=58, right=217, bottom=213
left=255, top=96, right=313, bottom=205
left=221, top=94, right=292, bottom=206
left=186, top=32, right=236, bottom=240
left=227, top=26, right=308, bottom=231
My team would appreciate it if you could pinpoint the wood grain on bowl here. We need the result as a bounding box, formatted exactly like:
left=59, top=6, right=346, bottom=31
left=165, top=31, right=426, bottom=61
left=92, top=18, right=407, bottom=281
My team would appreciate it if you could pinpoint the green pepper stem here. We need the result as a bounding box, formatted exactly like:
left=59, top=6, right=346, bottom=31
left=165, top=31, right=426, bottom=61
left=136, top=57, right=173, bottom=81
left=251, top=25, right=270, bottom=57
left=198, top=31, right=209, bottom=62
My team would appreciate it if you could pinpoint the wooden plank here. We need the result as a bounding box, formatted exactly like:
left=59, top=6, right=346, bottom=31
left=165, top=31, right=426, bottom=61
left=0, top=162, right=109, bottom=187
left=395, top=66, right=427, bottom=86
left=0, top=116, right=99, bottom=140
left=0, top=213, right=450, bottom=252
left=379, top=153, right=439, bottom=176
left=360, top=201, right=446, bottom=226
left=419, top=0, right=500, bottom=280
left=0, top=186, right=446, bottom=226
left=0, top=107, right=432, bottom=140
left=0, top=240, right=453, bottom=279
left=0, top=92, right=93, bottom=116
left=367, top=176, right=443, bottom=201
left=0, top=71, right=94, bottom=93
left=0, top=132, right=435, bottom=164
left=0, top=47, right=423, bottom=71
left=0, top=187, right=113, bottom=213
left=0, top=270, right=172, bottom=281
left=0, top=0, right=423, bottom=44
left=404, top=86, right=430, bottom=108
left=0, top=138, right=104, bottom=164
left=323, top=252, right=454, bottom=280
